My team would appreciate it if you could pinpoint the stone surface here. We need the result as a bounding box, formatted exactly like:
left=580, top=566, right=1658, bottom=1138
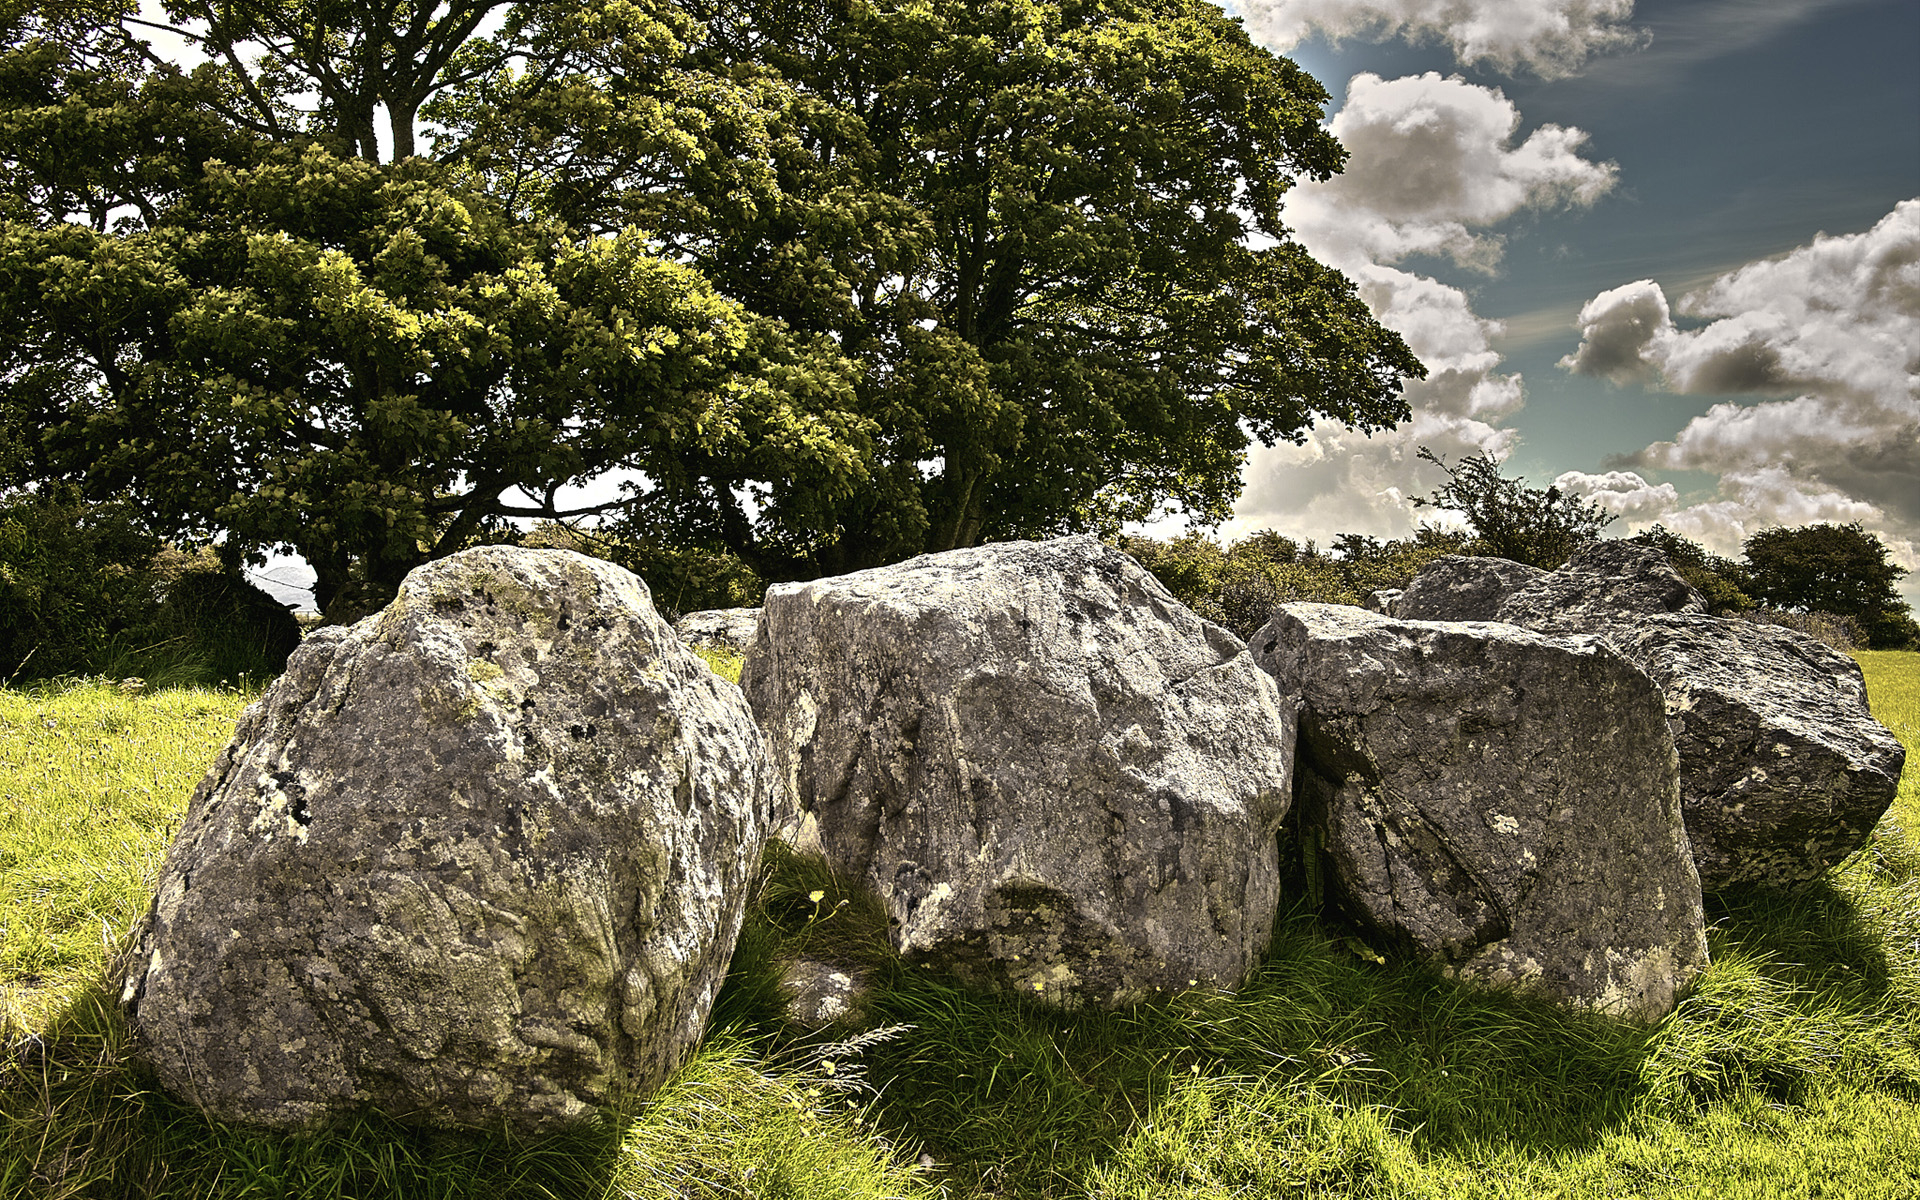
left=1492, top=541, right=1707, bottom=631
left=1251, top=604, right=1707, bottom=1022
left=673, top=607, right=762, bottom=657
left=1404, top=543, right=1904, bottom=890
left=1603, top=615, right=1905, bottom=890
left=122, top=547, right=777, bottom=1132
left=740, top=535, right=1296, bottom=1009
left=1393, top=555, right=1546, bottom=622
left=1363, top=588, right=1403, bottom=615
left=780, top=958, right=874, bottom=1029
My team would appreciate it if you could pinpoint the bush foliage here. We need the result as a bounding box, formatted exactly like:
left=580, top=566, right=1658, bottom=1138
left=1114, top=528, right=1470, bottom=638
left=0, top=489, right=299, bottom=685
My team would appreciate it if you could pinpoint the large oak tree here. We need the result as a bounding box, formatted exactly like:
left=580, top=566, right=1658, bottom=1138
left=619, top=0, right=1426, bottom=574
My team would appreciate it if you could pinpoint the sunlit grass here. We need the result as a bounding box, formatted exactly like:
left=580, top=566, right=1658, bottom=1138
left=0, top=682, right=251, bottom=1030
left=0, top=653, right=1915, bottom=1197
left=1857, top=650, right=1918, bottom=826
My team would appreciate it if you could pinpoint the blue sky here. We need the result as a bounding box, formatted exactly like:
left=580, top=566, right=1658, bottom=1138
left=1213, top=0, right=1920, bottom=607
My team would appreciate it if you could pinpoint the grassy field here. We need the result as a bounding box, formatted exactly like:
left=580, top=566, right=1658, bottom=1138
left=0, top=651, right=1915, bottom=1198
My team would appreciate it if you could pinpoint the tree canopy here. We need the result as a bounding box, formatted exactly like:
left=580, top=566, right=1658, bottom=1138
left=1744, top=523, right=1917, bottom=650
left=645, top=0, right=1423, bottom=575
left=0, top=0, right=1423, bottom=617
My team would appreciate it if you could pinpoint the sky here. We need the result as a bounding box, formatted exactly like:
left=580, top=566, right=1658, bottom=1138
left=1210, top=0, right=1920, bottom=609
left=248, top=0, right=1920, bottom=611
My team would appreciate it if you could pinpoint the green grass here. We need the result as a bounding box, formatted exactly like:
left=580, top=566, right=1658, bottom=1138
left=694, top=645, right=744, bottom=684
left=0, top=683, right=252, bottom=1030
left=1856, top=650, right=1919, bottom=826
left=1, top=654, right=1916, bottom=1197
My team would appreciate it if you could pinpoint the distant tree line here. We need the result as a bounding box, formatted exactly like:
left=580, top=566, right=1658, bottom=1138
left=6, top=447, right=1908, bottom=686
left=1120, top=451, right=1919, bottom=651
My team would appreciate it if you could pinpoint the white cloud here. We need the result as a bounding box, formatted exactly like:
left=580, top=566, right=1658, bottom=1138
left=1555, top=200, right=1920, bottom=605
left=1289, top=73, right=1616, bottom=272
left=1553, top=468, right=1679, bottom=521
left=1233, top=0, right=1645, bottom=76
left=1607, top=468, right=1917, bottom=605
left=1226, top=74, right=1612, bottom=544
left=1555, top=467, right=1919, bottom=609
left=1563, top=201, right=1920, bottom=402
left=1563, top=200, right=1920, bottom=533
left=1228, top=263, right=1523, bottom=541
left=1558, top=279, right=1669, bottom=384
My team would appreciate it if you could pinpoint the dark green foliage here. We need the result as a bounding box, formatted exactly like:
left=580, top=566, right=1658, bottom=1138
left=0, top=489, right=300, bottom=684
left=0, top=0, right=869, bottom=622
left=1628, top=524, right=1755, bottom=615
left=0, top=487, right=162, bottom=680
left=1115, top=527, right=1469, bottom=637
left=148, top=570, right=301, bottom=683
left=1, top=0, right=1427, bottom=616
left=1412, top=447, right=1616, bottom=570
left=655, top=0, right=1424, bottom=577
left=519, top=521, right=767, bottom=618
left=600, top=539, right=768, bottom=619
left=1743, top=524, right=1918, bottom=650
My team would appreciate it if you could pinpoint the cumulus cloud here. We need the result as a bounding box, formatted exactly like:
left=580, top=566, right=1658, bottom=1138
left=1228, top=264, right=1521, bottom=540
left=1558, top=279, right=1669, bottom=384
left=1552, top=200, right=1920, bottom=604
left=1553, top=468, right=1680, bottom=521
left=1226, top=74, right=1613, bottom=543
left=1564, top=200, right=1920, bottom=399
left=1551, top=466, right=1918, bottom=609
left=1233, top=0, right=1645, bottom=77
left=1564, top=200, right=1920, bottom=533
left=1288, top=72, right=1616, bottom=272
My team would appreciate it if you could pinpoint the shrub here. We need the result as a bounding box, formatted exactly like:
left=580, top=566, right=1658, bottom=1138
left=1115, top=528, right=1471, bottom=639
left=0, top=488, right=163, bottom=681
left=1412, top=446, right=1615, bottom=569
left=1744, top=523, right=1917, bottom=650
left=1628, top=525, right=1755, bottom=615
left=519, top=523, right=766, bottom=618
left=0, top=489, right=301, bottom=685
left=148, top=570, right=303, bottom=683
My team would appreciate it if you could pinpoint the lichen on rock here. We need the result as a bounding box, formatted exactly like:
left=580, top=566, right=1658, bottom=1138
left=121, top=546, right=778, bottom=1133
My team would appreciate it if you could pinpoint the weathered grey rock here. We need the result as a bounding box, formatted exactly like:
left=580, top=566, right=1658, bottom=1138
left=740, top=535, right=1296, bottom=1009
left=1493, top=541, right=1707, bottom=631
left=1394, top=555, right=1547, bottom=621
left=780, top=958, right=874, bottom=1029
left=673, top=607, right=762, bottom=657
left=1250, top=604, right=1707, bottom=1021
left=1603, top=615, right=1905, bottom=890
left=122, top=547, right=777, bottom=1132
left=1363, top=588, right=1403, bottom=615
left=1409, top=543, right=1903, bottom=889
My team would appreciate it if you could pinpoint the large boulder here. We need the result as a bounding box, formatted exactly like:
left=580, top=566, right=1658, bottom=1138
left=1393, top=555, right=1547, bottom=621
left=1492, top=541, right=1708, bottom=630
left=673, top=607, right=762, bottom=657
left=1251, top=604, right=1707, bottom=1022
left=1604, top=616, right=1905, bottom=890
left=740, top=535, right=1296, bottom=1009
left=1401, top=543, right=1905, bottom=889
left=121, top=547, right=777, bottom=1133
